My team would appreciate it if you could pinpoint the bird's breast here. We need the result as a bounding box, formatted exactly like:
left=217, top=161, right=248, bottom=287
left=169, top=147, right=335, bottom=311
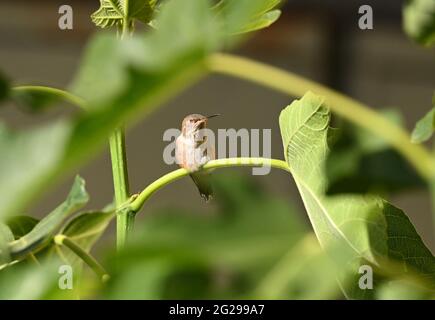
left=176, top=135, right=211, bottom=171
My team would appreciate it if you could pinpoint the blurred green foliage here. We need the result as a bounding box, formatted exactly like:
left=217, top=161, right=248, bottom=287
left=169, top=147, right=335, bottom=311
left=0, top=0, right=282, bottom=220
left=0, top=0, right=434, bottom=301
left=326, top=110, right=425, bottom=195
left=403, top=0, right=435, bottom=46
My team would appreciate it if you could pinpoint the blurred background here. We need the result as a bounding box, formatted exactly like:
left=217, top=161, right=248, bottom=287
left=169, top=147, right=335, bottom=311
left=0, top=0, right=434, bottom=256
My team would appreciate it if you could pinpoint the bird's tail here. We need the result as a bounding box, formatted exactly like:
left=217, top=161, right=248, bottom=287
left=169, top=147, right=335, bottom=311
left=190, top=171, right=213, bottom=202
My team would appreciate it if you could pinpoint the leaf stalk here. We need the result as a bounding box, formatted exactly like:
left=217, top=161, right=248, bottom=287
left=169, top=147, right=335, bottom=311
left=54, top=234, right=110, bottom=283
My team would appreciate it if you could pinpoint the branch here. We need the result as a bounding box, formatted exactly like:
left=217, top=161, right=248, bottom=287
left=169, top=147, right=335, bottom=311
left=128, top=157, right=290, bottom=214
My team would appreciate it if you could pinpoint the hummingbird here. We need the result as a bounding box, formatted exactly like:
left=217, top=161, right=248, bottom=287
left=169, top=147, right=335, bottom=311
left=176, top=114, right=219, bottom=201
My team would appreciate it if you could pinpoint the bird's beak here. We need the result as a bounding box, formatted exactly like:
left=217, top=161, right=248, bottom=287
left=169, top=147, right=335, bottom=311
left=206, top=114, right=220, bottom=119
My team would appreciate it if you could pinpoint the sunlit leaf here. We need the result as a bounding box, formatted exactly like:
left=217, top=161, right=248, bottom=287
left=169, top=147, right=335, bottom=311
left=91, top=0, right=157, bottom=29
left=279, top=92, right=435, bottom=299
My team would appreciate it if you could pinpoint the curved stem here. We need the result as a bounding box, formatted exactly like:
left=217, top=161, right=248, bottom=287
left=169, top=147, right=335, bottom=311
left=208, top=53, right=435, bottom=181
left=54, top=235, right=110, bottom=283
left=129, top=157, right=290, bottom=214
left=12, top=86, right=87, bottom=110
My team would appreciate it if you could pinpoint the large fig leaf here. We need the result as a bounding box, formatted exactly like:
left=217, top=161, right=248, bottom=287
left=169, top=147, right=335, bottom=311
left=279, top=92, right=435, bottom=299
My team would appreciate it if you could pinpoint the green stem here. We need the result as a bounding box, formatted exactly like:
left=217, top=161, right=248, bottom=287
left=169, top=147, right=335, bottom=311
left=12, top=86, right=87, bottom=110
left=110, top=128, right=131, bottom=250
left=208, top=53, right=435, bottom=182
left=112, top=17, right=133, bottom=250
left=54, top=235, right=110, bottom=283
left=129, top=157, right=290, bottom=214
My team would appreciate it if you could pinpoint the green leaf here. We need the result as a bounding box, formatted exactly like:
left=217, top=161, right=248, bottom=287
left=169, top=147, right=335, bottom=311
left=279, top=92, right=435, bottom=299
left=326, top=111, right=425, bottom=195
left=8, top=176, right=89, bottom=261
left=403, top=0, right=435, bottom=46
left=6, top=216, right=39, bottom=239
left=91, top=0, right=124, bottom=29
left=91, top=0, right=157, bottom=29
left=55, top=211, right=114, bottom=266
left=217, top=0, right=282, bottom=35
left=411, top=95, right=435, bottom=143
